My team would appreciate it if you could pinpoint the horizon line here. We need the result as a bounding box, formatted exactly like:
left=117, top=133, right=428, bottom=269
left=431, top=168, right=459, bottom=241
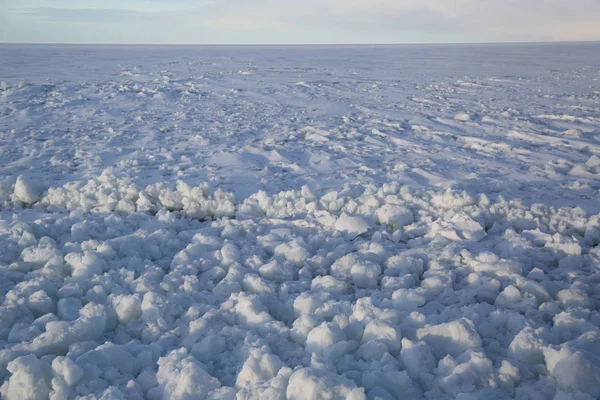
left=2, top=39, right=600, bottom=47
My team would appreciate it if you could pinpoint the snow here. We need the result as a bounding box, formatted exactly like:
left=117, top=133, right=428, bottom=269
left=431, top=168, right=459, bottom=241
left=334, top=213, right=371, bottom=240
left=13, top=176, right=42, bottom=205
left=1, top=42, right=600, bottom=399
left=416, top=318, right=483, bottom=359
left=454, top=113, right=471, bottom=122
left=151, top=349, right=222, bottom=400
left=1, top=355, right=52, bottom=400
left=360, top=320, right=402, bottom=355
left=286, top=368, right=365, bottom=400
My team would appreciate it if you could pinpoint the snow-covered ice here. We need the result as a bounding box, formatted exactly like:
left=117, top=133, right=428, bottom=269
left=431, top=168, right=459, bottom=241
left=1, top=43, right=600, bottom=399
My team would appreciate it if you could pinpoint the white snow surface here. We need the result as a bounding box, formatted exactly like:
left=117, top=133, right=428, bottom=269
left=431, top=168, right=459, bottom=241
left=1, top=43, right=600, bottom=399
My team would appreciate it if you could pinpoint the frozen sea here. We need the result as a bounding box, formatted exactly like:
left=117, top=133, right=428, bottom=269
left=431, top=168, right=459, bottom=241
left=0, top=43, right=599, bottom=399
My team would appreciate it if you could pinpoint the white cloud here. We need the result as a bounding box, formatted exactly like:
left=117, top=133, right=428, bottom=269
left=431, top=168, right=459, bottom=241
left=2, top=0, right=600, bottom=43
left=190, top=0, right=600, bottom=42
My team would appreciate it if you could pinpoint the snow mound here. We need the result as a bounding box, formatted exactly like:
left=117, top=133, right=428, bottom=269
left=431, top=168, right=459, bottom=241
left=335, top=213, right=371, bottom=239
left=286, top=368, right=365, bottom=400
left=417, top=318, right=483, bottom=358
left=454, top=112, right=471, bottom=122
left=13, top=176, right=42, bottom=205
left=0, top=173, right=599, bottom=399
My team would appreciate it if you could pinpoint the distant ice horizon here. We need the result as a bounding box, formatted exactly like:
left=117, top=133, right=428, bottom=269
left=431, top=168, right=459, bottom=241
left=2, top=40, right=600, bottom=47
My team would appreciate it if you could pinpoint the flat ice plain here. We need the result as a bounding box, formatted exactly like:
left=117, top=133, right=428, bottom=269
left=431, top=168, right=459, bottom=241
left=0, top=43, right=599, bottom=399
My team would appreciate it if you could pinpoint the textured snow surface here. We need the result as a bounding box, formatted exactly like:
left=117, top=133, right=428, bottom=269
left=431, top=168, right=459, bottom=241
left=1, top=43, right=600, bottom=399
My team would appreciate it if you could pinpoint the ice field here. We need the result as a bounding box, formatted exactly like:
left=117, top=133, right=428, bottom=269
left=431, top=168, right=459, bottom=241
left=0, top=43, right=600, bottom=399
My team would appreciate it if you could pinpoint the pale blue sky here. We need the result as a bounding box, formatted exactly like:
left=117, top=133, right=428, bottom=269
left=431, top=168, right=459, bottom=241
left=2, top=0, right=600, bottom=44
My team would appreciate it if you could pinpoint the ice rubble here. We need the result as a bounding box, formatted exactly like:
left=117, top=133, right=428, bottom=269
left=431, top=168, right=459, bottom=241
left=0, top=171, right=599, bottom=400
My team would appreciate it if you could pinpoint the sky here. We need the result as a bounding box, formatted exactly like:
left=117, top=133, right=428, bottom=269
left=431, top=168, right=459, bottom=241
left=1, top=0, right=600, bottom=44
